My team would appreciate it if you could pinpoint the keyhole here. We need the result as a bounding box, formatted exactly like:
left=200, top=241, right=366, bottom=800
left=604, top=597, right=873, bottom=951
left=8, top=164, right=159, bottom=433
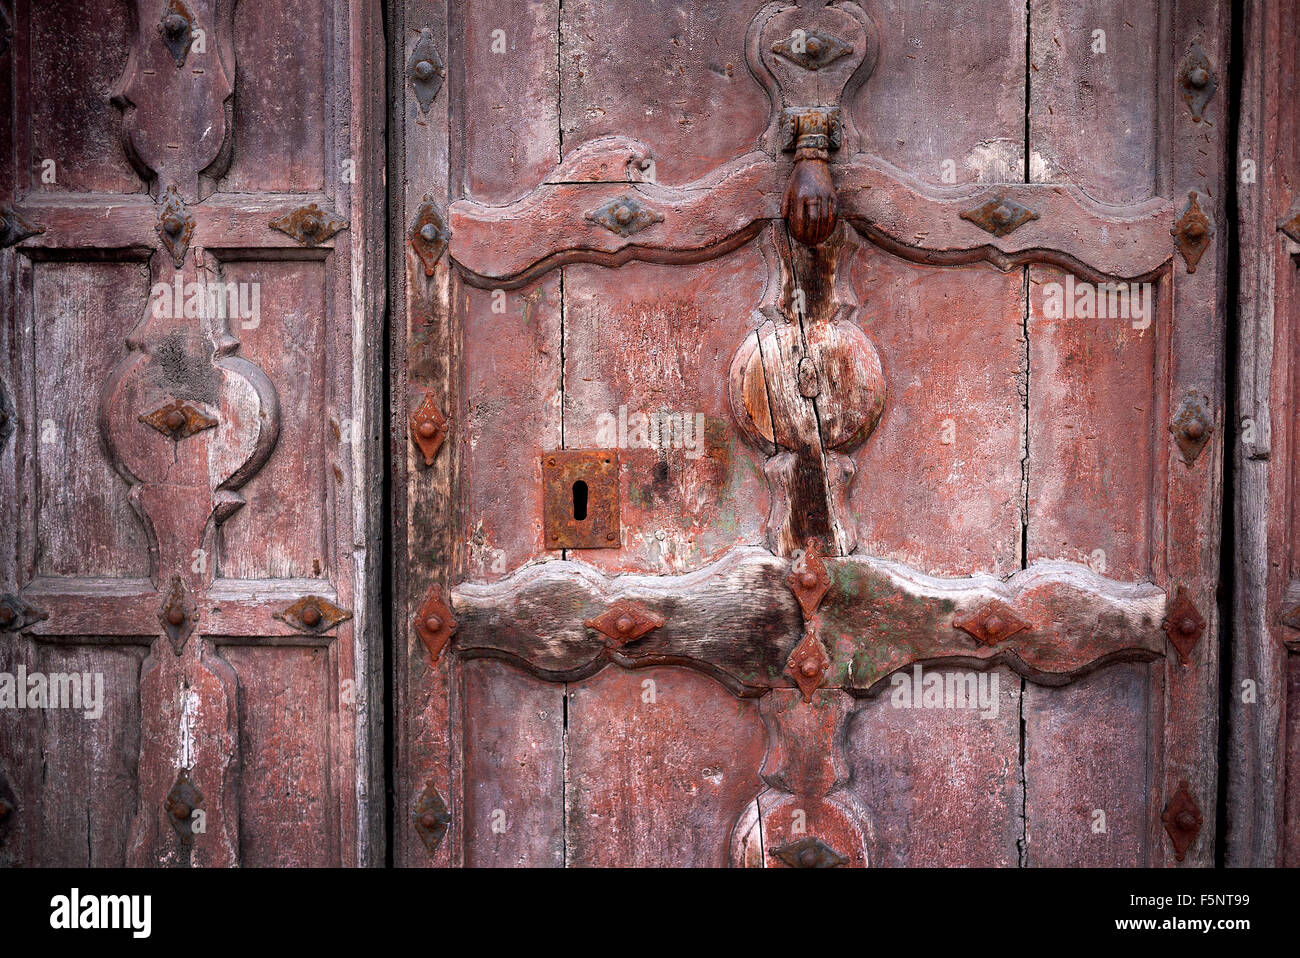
left=572, top=481, right=589, bottom=521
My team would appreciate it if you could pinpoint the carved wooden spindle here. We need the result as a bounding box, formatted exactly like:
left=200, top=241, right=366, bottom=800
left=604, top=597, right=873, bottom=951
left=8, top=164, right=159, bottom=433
left=730, top=689, right=873, bottom=867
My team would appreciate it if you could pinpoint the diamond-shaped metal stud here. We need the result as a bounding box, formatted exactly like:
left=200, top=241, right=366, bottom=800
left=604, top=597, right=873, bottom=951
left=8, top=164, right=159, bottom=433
left=770, top=835, right=847, bottom=868
left=155, top=184, right=194, bottom=268
left=0, top=205, right=43, bottom=248
left=585, top=195, right=664, bottom=237
left=1161, top=780, right=1202, bottom=862
left=785, top=628, right=830, bottom=703
left=157, top=0, right=195, bottom=68
left=414, top=781, right=451, bottom=855
left=787, top=538, right=831, bottom=618
left=770, top=29, right=854, bottom=71
left=583, top=600, right=664, bottom=647
left=165, top=767, right=203, bottom=845
left=272, top=595, right=353, bottom=635
left=960, top=196, right=1039, bottom=237
left=1170, top=395, right=1213, bottom=465
left=139, top=400, right=217, bottom=441
left=269, top=203, right=348, bottom=247
left=1171, top=191, right=1213, bottom=274
left=953, top=601, right=1031, bottom=646
left=407, top=28, right=446, bottom=113
left=410, top=197, right=450, bottom=277
left=410, top=391, right=448, bottom=466
left=1162, top=586, right=1204, bottom=666
left=1177, top=44, right=1217, bottom=123
left=0, top=593, right=48, bottom=633
left=158, top=575, right=196, bottom=655
left=414, top=585, right=456, bottom=664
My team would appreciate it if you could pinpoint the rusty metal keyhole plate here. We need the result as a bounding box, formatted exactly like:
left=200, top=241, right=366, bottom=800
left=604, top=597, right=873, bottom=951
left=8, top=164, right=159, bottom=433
left=542, top=450, right=620, bottom=549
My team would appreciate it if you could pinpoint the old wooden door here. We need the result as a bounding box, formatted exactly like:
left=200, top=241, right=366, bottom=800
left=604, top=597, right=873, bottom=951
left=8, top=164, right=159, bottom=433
left=1228, top=0, right=1298, bottom=868
left=393, top=0, right=1229, bottom=867
left=0, top=0, right=384, bottom=865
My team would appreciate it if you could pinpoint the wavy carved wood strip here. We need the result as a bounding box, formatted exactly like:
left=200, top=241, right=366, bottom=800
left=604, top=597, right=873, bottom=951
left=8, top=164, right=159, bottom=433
left=450, top=547, right=1167, bottom=695
left=448, top=138, right=1176, bottom=288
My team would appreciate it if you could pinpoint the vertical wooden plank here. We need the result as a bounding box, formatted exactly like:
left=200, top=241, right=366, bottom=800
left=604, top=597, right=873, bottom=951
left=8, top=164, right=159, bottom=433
left=852, top=0, right=1027, bottom=185
left=461, top=661, right=566, bottom=867
left=1029, top=0, right=1165, bottom=202
left=223, top=645, right=335, bottom=866
left=846, top=670, right=1023, bottom=866
left=1227, top=0, right=1296, bottom=868
left=1023, top=663, right=1152, bottom=865
left=847, top=248, right=1026, bottom=578
left=564, top=667, right=766, bottom=867
left=1155, top=0, right=1230, bottom=866
left=560, top=0, right=768, bottom=184
left=838, top=0, right=1031, bottom=863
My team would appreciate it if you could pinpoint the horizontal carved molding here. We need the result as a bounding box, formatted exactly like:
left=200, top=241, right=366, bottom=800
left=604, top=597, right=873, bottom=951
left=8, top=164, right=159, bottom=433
left=448, top=136, right=1178, bottom=288
left=18, top=577, right=342, bottom=643
left=11, top=193, right=342, bottom=254
left=450, top=547, right=1168, bottom=695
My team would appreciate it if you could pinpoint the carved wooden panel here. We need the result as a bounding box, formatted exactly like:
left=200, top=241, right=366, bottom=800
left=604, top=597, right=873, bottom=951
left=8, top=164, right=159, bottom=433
left=0, top=0, right=383, bottom=866
left=397, top=0, right=1229, bottom=867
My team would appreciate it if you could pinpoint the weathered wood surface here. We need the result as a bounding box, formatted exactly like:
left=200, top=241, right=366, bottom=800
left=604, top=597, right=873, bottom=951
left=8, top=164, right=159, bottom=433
left=1227, top=0, right=1298, bottom=867
left=400, top=0, right=1232, bottom=869
left=452, top=547, right=1167, bottom=695
left=1, top=0, right=383, bottom=866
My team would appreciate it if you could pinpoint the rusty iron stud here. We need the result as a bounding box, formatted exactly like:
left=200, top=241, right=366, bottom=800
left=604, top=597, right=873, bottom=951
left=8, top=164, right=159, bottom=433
left=410, top=197, right=450, bottom=277
left=1177, top=44, right=1218, bottom=123
left=273, top=595, right=352, bottom=635
left=585, top=194, right=664, bottom=237
left=415, top=585, right=456, bottom=664
left=953, top=600, right=1030, bottom=646
left=1170, top=395, right=1213, bottom=465
left=1280, top=210, right=1300, bottom=244
left=785, top=627, right=830, bottom=703
left=584, top=600, right=665, bottom=647
left=1281, top=604, right=1300, bottom=631
left=139, top=399, right=218, bottom=441
left=770, top=29, right=854, bottom=71
left=1161, top=780, right=1202, bottom=862
left=542, top=449, right=621, bottom=549
left=410, top=391, right=448, bottom=466
left=787, top=538, right=831, bottom=618
left=770, top=836, right=847, bottom=868
left=157, top=0, right=196, bottom=68
left=269, top=202, right=348, bottom=247
left=0, top=205, right=43, bottom=248
left=1171, top=191, right=1213, bottom=274
left=158, top=575, right=196, bottom=655
left=0, top=593, right=46, bottom=634
left=164, top=768, right=204, bottom=846
left=960, top=195, right=1039, bottom=237
left=1162, top=586, right=1204, bottom=666
left=155, top=184, right=194, bottom=268
left=406, top=28, right=446, bottom=113
left=414, top=782, right=451, bottom=855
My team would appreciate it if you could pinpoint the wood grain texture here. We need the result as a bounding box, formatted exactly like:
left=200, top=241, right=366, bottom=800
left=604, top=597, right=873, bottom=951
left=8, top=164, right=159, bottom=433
left=452, top=546, right=1167, bottom=694
left=1, top=0, right=383, bottom=867
left=847, top=669, right=1023, bottom=866
left=1023, top=663, right=1153, bottom=865
left=566, top=667, right=766, bottom=867
left=1227, top=0, right=1296, bottom=868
